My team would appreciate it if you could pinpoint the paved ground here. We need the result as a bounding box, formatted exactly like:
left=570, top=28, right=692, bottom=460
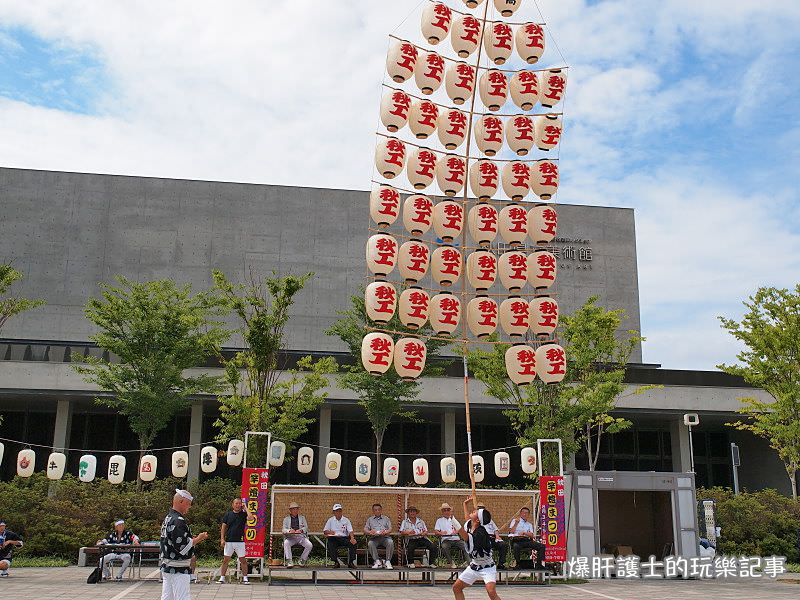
left=0, top=567, right=797, bottom=599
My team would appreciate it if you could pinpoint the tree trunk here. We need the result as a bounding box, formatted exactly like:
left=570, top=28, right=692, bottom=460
left=375, top=430, right=384, bottom=486
left=585, top=425, right=594, bottom=471
left=789, top=469, right=797, bottom=500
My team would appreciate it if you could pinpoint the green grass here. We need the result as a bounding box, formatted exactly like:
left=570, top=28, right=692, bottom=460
left=9, top=556, right=71, bottom=567
left=787, top=563, right=800, bottom=574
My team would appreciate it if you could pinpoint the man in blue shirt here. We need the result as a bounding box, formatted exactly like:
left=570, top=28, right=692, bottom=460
left=0, top=520, right=24, bottom=577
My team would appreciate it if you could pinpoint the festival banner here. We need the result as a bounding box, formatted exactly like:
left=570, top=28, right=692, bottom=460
left=539, top=475, right=567, bottom=561
left=241, top=467, right=270, bottom=558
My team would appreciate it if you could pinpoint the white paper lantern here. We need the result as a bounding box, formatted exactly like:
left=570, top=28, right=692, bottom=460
left=436, top=154, right=466, bottom=197
left=370, top=185, right=400, bottom=228
left=393, top=337, right=427, bottom=380
left=530, top=296, right=559, bottom=338
left=474, top=115, right=504, bottom=156
left=325, top=452, right=342, bottom=480
left=437, top=108, right=468, bottom=149
left=494, top=0, right=522, bottom=16
left=0, top=442, right=4, bottom=466
left=529, top=249, right=557, bottom=290
left=505, top=115, right=535, bottom=156
left=297, top=447, right=314, bottom=474
left=403, top=194, right=434, bottom=236
left=431, top=245, right=463, bottom=286
left=173, top=450, right=190, bottom=477
left=269, top=441, right=286, bottom=467
left=516, top=22, right=546, bottom=64
left=16, top=448, right=35, bottom=477
left=406, top=147, right=438, bottom=190
left=472, top=455, right=485, bottom=483
left=79, top=454, right=97, bottom=482
left=467, top=250, right=498, bottom=291
left=361, top=332, right=395, bottom=375
left=414, top=50, right=445, bottom=94
left=380, top=90, right=411, bottom=132
left=451, top=15, right=481, bottom=58
left=200, top=446, right=218, bottom=473
left=408, top=99, right=439, bottom=139
left=398, top=240, right=431, bottom=283
left=433, top=200, right=464, bottom=243
left=386, top=40, right=418, bottom=83
left=528, top=204, right=558, bottom=243
left=521, top=447, right=538, bottom=474
left=366, top=281, right=397, bottom=324
left=509, top=71, right=539, bottom=110
left=107, top=455, right=126, bottom=484
left=375, top=137, right=406, bottom=179
left=479, top=69, right=508, bottom=111
left=530, top=159, right=559, bottom=200
left=483, top=22, right=514, bottom=65
left=535, top=114, right=562, bottom=151
left=536, top=343, right=567, bottom=383
left=413, top=458, right=430, bottom=485
left=383, top=457, right=400, bottom=485
left=469, top=159, right=500, bottom=200
left=440, top=457, right=457, bottom=483
left=429, top=292, right=461, bottom=335
left=421, top=2, right=453, bottom=44
left=356, top=455, right=372, bottom=483
left=139, top=454, right=157, bottom=482
left=540, top=69, right=567, bottom=108
left=501, top=161, right=531, bottom=201
left=495, top=451, right=511, bottom=478
left=468, top=203, right=499, bottom=246
left=499, top=297, right=530, bottom=337
left=505, top=344, right=538, bottom=385
left=499, top=204, right=529, bottom=246
left=226, top=440, right=244, bottom=467
left=467, top=296, right=498, bottom=337
left=366, top=233, right=398, bottom=278
left=498, top=251, right=529, bottom=291
left=46, top=452, right=66, bottom=480
left=398, top=287, right=430, bottom=330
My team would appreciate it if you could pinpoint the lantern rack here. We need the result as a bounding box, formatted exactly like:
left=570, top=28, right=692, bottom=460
left=365, top=226, right=560, bottom=251
left=375, top=131, right=561, bottom=162
left=368, top=181, right=559, bottom=206
left=364, top=324, right=557, bottom=347
left=361, top=277, right=560, bottom=299
left=420, top=0, right=545, bottom=27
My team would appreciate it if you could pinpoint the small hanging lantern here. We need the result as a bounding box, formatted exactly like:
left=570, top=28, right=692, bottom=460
left=501, top=161, right=531, bottom=201
left=494, top=451, right=511, bottom=478
left=108, top=454, right=126, bottom=484
left=375, top=137, right=406, bottom=179
left=139, top=454, right=157, bottom=482
left=393, top=337, right=427, bottom=380
left=403, top=194, right=434, bottom=236
left=499, top=297, right=530, bottom=337
left=498, top=204, right=529, bottom=246
left=505, top=115, right=535, bottom=156
left=530, top=296, right=559, bottom=338
left=413, top=458, right=430, bottom=485
left=433, top=200, right=464, bottom=243
left=440, top=457, right=457, bottom=483
left=17, top=448, right=35, bottom=478
left=383, top=457, right=400, bottom=485
left=467, top=250, right=498, bottom=291
left=398, top=287, right=430, bottom=330
left=366, top=233, right=398, bottom=278
left=528, top=204, right=558, bottom=243
left=379, top=89, right=411, bottom=132
left=521, top=447, right=537, bottom=474
left=370, top=185, right=400, bottom=228
left=472, top=455, right=485, bottom=483
left=494, top=0, right=523, bottom=17
left=468, top=203, right=499, bottom=246
left=79, top=454, right=97, bottom=482
left=540, top=69, right=567, bottom=108
left=429, top=292, right=461, bottom=335
left=46, top=452, right=66, bottom=480
left=297, top=447, right=314, bottom=474
left=474, top=115, right=504, bottom=156
left=200, top=446, right=218, bottom=473
left=414, top=50, right=445, bottom=95
left=530, top=159, right=559, bottom=200
left=516, top=22, right=546, bottom=64
left=479, top=69, right=508, bottom=112
left=386, top=40, right=418, bottom=83
left=365, top=281, right=397, bottom=324
left=408, top=99, right=439, bottom=139
left=356, top=456, right=372, bottom=483
left=173, top=450, right=189, bottom=477
left=325, top=452, right=342, bottom=480
left=467, top=296, right=499, bottom=337
left=225, top=440, right=243, bottom=467
left=536, top=343, right=567, bottom=383
left=406, top=147, right=438, bottom=190
left=468, top=159, right=500, bottom=200
left=421, top=2, right=453, bottom=44
left=483, top=22, right=514, bottom=65
left=498, top=250, right=529, bottom=291
left=528, top=249, right=557, bottom=290
left=437, top=108, right=468, bottom=149
left=505, top=344, right=538, bottom=385
left=435, top=154, right=466, bottom=197
left=269, top=441, right=287, bottom=467
left=509, top=71, right=539, bottom=110
left=361, top=332, right=395, bottom=375
left=431, top=245, right=463, bottom=286
left=397, top=240, right=431, bottom=283
left=535, top=114, right=562, bottom=151
left=450, top=15, right=481, bottom=58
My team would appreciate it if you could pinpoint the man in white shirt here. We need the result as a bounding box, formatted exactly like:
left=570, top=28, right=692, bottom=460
left=400, top=506, right=437, bottom=567
left=507, top=507, right=544, bottom=569
left=323, top=503, right=357, bottom=568
left=477, top=503, right=507, bottom=569
left=434, top=503, right=467, bottom=567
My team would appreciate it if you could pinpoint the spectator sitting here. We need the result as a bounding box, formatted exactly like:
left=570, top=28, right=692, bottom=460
left=506, top=507, right=545, bottom=570
left=323, top=503, right=357, bottom=568
left=400, top=506, right=437, bottom=568
left=217, top=498, right=253, bottom=585
left=0, top=520, right=23, bottom=578
left=477, top=503, right=507, bottom=569
left=96, top=519, right=139, bottom=581
left=364, top=503, right=394, bottom=569
left=282, top=502, right=312, bottom=568
left=435, top=503, right=467, bottom=568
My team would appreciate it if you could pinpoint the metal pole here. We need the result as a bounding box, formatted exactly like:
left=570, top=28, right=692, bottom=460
left=730, top=442, right=740, bottom=495
left=687, top=425, right=695, bottom=474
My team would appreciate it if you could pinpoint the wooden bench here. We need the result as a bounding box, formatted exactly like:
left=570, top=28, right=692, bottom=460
left=77, top=544, right=161, bottom=579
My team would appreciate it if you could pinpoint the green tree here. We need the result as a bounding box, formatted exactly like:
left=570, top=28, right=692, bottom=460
left=719, top=285, right=800, bottom=499
left=326, top=291, right=449, bottom=484
left=74, top=276, right=229, bottom=454
left=0, top=263, right=45, bottom=335
left=213, top=270, right=335, bottom=466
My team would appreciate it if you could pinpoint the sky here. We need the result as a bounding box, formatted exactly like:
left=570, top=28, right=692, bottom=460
left=0, top=0, right=798, bottom=370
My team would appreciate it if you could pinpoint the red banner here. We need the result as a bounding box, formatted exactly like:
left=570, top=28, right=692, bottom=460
left=241, top=468, right=270, bottom=558
left=539, top=475, right=567, bottom=561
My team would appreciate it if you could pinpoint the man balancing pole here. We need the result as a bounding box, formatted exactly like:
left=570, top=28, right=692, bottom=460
left=452, top=497, right=502, bottom=600
left=160, top=489, right=209, bottom=600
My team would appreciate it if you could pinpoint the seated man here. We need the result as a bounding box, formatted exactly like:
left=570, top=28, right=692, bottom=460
left=96, top=519, right=139, bottom=580
left=282, top=501, right=312, bottom=568
left=507, top=507, right=545, bottom=569
left=364, top=503, right=394, bottom=569
left=323, top=503, right=357, bottom=568
left=477, top=503, right=507, bottom=569
left=400, top=506, right=437, bottom=567
left=435, top=503, right=467, bottom=568
left=0, top=520, right=23, bottom=578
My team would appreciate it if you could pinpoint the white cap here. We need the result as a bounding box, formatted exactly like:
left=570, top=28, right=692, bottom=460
left=332, top=503, right=343, bottom=511
left=175, top=489, right=194, bottom=502
left=114, top=520, right=125, bottom=526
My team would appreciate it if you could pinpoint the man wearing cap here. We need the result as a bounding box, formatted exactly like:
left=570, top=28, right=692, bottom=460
left=400, top=506, right=437, bottom=567
left=364, top=503, right=393, bottom=569
left=282, top=501, right=312, bottom=568
left=0, top=521, right=23, bottom=578
left=435, top=503, right=466, bottom=568
left=477, top=503, right=507, bottom=569
left=160, top=489, right=208, bottom=600
left=96, top=519, right=140, bottom=580
left=217, top=498, right=252, bottom=584
left=323, top=504, right=357, bottom=568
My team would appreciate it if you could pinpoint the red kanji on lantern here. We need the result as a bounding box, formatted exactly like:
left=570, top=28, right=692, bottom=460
left=461, top=16, right=481, bottom=44
left=455, top=63, right=475, bottom=90
left=517, top=71, right=539, bottom=94
left=541, top=208, right=557, bottom=235
left=377, top=188, right=399, bottom=217
left=438, top=296, right=459, bottom=325
left=507, top=207, right=527, bottom=232
left=446, top=110, right=467, bottom=135
left=442, top=203, right=463, bottom=229
left=512, top=116, right=534, bottom=141
left=477, top=299, right=498, bottom=326
left=492, top=23, right=512, bottom=50
left=487, top=71, right=507, bottom=97
left=507, top=252, right=527, bottom=280
left=477, top=254, right=497, bottom=281
left=411, top=196, right=433, bottom=225
left=479, top=161, right=499, bottom=187
left=402, top=340, right=426, bottom=371
left=440, top=248, right=461, bottom=276
left=389, top=91, right=411, bottom=118
left=418, top=101, right=438, bottom=127
left=537, top=300, right=558, bottom=327
left=375, top=237, right=397, bottom=265
left=407, top=243, right=430, bottom=273
left=539, top=161, right=558, bottom=186
left=516, top=348, right=537, bottom=376
left=543, top=74, right=566, bottom=101
left=542, top=125, right=562, bottom=145
left=477, top=205, right=498, bottom=232
left=510, top=163, right=530, bottom=188
left=369, top=337, right=392, bottom=366
left=431, top=3, right=452, bottom=30
left=536, top=253, right=556, bottom=280
left=415, top=150, right=437, bottom=178
left=442, top=157, right=464, bottom=184
left=545, top=346, right=566, bottom=375
left=483, top=116, right=503, bottom=143
left=374, top=285, right=396, bottom=314
left=523, top=23, right=544, bottom=49
left=423, top=53, right=445, bottom=83
left=397, top=43, right=418, bottom=71
left=385, top=139, right=405, bottom=167
left=509, top=301, right=529, bottom=327
left=407, top=291, right=429, bottom=319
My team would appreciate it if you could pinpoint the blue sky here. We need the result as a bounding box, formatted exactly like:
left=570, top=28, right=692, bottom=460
left=0, top=0, right=797, bottom=370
